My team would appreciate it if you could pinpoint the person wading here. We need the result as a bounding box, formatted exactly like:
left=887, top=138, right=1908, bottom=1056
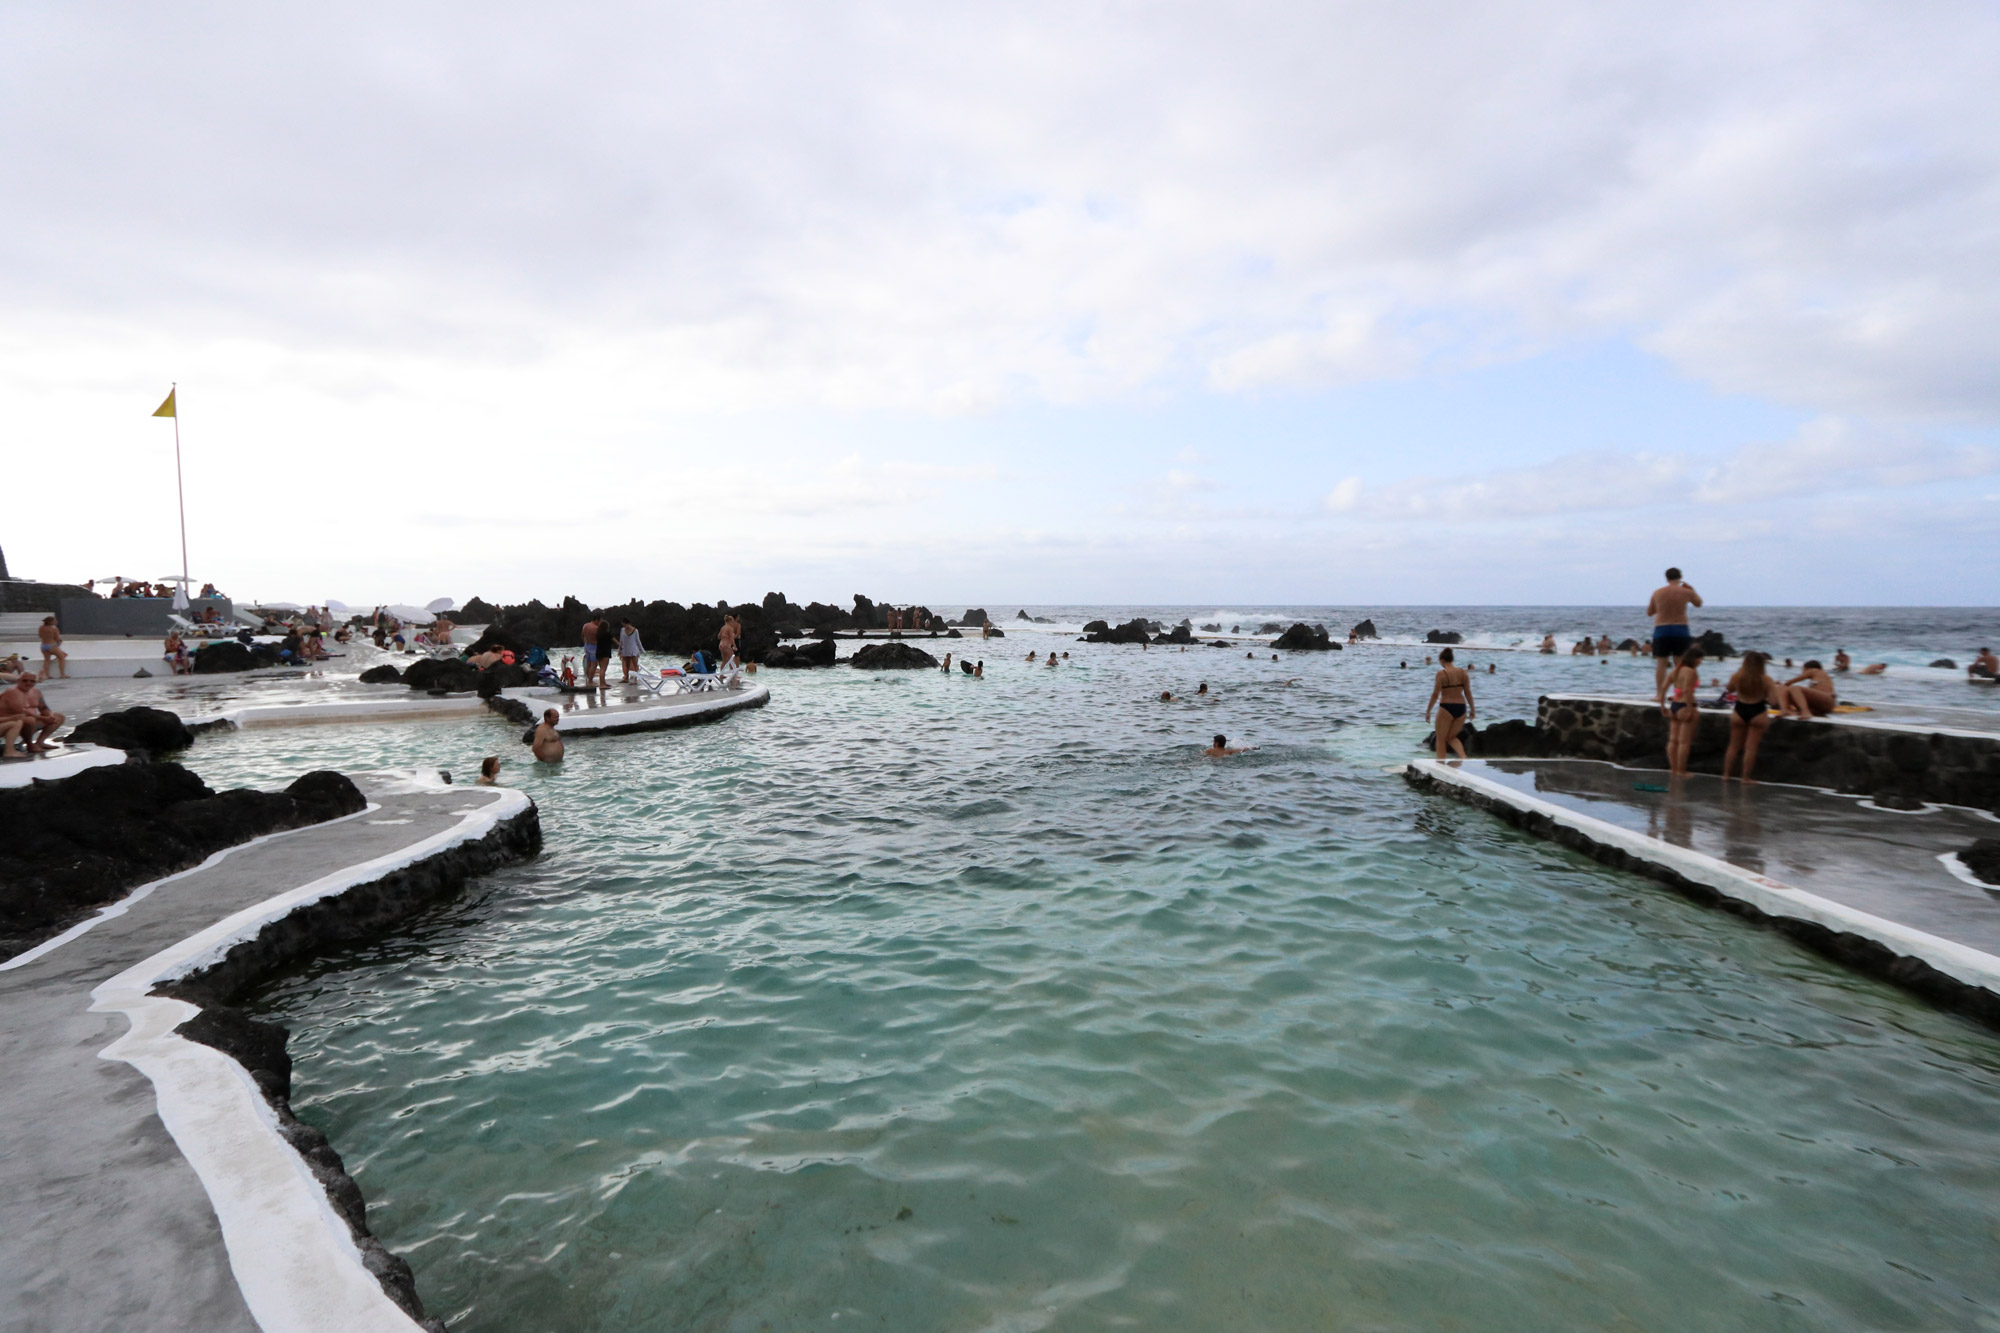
left=1424, top=647, right=1475, bottom=761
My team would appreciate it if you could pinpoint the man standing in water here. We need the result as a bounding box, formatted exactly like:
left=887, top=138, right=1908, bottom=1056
left=531, top=708, right=564, bottom=763
left=1647, top=567, right=1702, bottom=694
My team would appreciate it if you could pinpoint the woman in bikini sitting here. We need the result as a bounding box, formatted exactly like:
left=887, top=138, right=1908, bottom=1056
left=1424, top=647, right=1475, bottom=760
left=1779, top=660, right=1837, bottom=717
left=1658, top=648, right=1704, bottom=777
left=1722, top=650, right=1778, bottom=781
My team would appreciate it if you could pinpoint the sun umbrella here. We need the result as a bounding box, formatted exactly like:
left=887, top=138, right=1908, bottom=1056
left=158, top=575, right=191, bottom=611
left=426, top=597, right=456, bottom=614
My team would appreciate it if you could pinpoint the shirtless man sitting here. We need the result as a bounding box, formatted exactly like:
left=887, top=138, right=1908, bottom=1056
left=531, top=709, right=564, bottom=763
left=1968, top=647, right=1997, bottom=680
left=1647, top=567, right=1702, bottom=694
left=0, top=672, right=65, bottom=753
left=1833, top=648, right=1852, bottom=672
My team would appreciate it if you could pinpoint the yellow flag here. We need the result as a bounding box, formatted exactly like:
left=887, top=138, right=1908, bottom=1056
left=153, top=388, right=176, bottom=418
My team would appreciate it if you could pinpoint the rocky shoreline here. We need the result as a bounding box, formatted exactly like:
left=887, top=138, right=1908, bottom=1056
left=160, top=796, right=544, bottom=1330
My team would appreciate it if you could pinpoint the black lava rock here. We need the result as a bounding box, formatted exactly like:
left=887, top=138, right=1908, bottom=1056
left=1257, top=622, right=1283, bottom=635
left=954, top=608, right=991, bottom=627
left=1962, top=839, right=2000, bottom=885
left=1694, top=630, right=1735, bottom=658
left=1086, top=618, right=1153, bottom=645
left=358, top=665, right=403, bottom=684
left=192, top=641, right=254, bottom=673
left=1083, top=620, right=1110, bottom=634
left=764, top=638, right=838, bottom=668
left=402, top=657, right=481, bottom=693
left=1932, top=658, right=1958, bottom=670
left=1424, top=629, right=1462, bottom=645
left=285, top=770, right=367, bottom=817
left=475, top=663, right=537, bottom=697
left=0, top=762, right=370, bottom=952
left=1616, top=638, right=1640, bottom=652
left=1350, top=619, right=1378, bottom=640
left=67, top=706, right=194, bottom=760
left=1274, top=623, right=1336, bottom=651
left=1469, top=718, right=1545, bottom=757
left=850, top=642, right=942, bottom=670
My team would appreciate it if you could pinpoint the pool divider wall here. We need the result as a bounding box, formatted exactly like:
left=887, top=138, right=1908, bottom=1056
left=95, top=784, right=542, bottom=1333
left=1507, top=693, right=2000, bottom=813
left=1404, top=759, right=2000, bottom=1028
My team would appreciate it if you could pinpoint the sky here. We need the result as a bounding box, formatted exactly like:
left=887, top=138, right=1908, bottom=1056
left=3, top=1, right=1996, bottom=609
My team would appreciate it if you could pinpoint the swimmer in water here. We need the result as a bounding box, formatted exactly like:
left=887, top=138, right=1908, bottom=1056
left=1196, top=682, right=1208, bottom=695
left=975, top=660, right=984, bottom=678
left=1160, top=690, right=1176, bottom=702
left=476, top=755, right=503, bottom=785
left=531, top=709, right=564, bottom=763
left=1046, top=652, right=1058, bottom=665
left=1204, top=733, right=1251, bottom=757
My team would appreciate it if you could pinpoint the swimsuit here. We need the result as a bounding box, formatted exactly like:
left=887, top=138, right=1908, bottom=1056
left=1440, top=702, right=1466, bottom=718
left=1733, top=699, right=1770, bottom=722
left=584, top=643, right=598, bottom=663
left=1652, top=625, right=1692, bottom=659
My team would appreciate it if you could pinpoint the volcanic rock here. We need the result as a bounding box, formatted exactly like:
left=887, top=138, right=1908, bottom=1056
left=1257, top=623, right=1283, bottom=635
left=358, top=665, right=403, bottom=684
left=1086, top=618, right=1153, bottom=645
left=1424, top=629, right=1462, bottom=644
left=0, top=763, right=367, bottom=953
left=1350, top=619, right=1379, bottom=640
left=1274, top=623, right=1336, bottom=651
left=954, top=608, right=991, bottom=628
left=1932, top=658, right=1958, bottom=670
left=1083, top=620, right=1110, bottom=634
left=1962, top=839, right=2000, bottom=885
left=402, top=657, right=480, bottom=693
left=476, top=663, right=537, bottom=697
left=1467, top=718, right=1545, bottom=757
left=1694, top=630, right=1735, bottom=658
left=192, top=641, right=254, bottom=673
left=850, top=642, right=941, bottom=670
left=66, top=706, right=194, bottom=760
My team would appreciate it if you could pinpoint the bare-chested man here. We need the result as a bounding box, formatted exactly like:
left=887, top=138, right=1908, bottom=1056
left=531, top=708, right=564, bottom=763
left=1647, top=567, right=1702, bottom=693
left=1971, top=647, right=1998, bottom=680
left=0, top=672, right=65, bottom=753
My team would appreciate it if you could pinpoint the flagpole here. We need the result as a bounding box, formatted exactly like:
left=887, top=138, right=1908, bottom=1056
left=171, top=381, right=189, bottom=590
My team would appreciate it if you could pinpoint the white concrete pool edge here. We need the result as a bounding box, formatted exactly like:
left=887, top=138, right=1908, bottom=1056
left=88, top=777, right=533, bottom=1333
left=1406, top=758, right=2000, bottom=999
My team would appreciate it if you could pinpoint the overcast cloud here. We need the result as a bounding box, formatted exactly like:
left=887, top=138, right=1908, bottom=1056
left=2, top=1, right=1994, bottom=604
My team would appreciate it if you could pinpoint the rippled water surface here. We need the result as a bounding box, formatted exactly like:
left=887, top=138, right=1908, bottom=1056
left=183, top=609, right=2000, bottom=1332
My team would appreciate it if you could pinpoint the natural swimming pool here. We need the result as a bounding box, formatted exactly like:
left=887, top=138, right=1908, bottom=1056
left=183, top=613, right=2000, bottom=1331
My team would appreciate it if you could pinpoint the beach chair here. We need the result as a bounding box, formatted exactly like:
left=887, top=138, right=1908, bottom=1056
left=676, top=656, right=721, bottom=693
left=633, top=666, right=681, bottom=697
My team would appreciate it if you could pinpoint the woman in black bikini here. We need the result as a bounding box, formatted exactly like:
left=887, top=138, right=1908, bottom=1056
left=1425, top=647, right=1475, bottom=760
left=1722, top=650, right=1777, bottom=782
left=1658, top=648, right=1703, bottom=777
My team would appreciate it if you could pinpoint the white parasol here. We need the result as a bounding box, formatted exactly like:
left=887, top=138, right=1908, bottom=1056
left=158, top=575, right=192, bottom=611
left=425, top=597, right=456, bottom=614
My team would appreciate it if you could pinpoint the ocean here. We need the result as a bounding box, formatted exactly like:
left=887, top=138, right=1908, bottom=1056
left=168, top=605, right=2000, bottom=1331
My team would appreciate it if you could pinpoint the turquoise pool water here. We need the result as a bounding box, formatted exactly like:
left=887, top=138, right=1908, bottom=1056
left=186, top=627, right=2000, bottom=1331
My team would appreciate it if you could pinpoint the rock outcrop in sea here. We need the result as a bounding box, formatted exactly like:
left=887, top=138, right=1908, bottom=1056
left=762, top=639, right=837, bottom=668
left=1349, top=619, right=1378, bottom=640
left=1085, top=618, right=1153, bottom=645
left=1274, top=623, right=1338, bottom=651
left=849, top=642, right=941, bottom=670
left=1424, top=629, right=1461, bottom=644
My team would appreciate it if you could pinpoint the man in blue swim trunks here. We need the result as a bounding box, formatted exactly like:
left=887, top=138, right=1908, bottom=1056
left=1647, top=566, right=1702, bottom=694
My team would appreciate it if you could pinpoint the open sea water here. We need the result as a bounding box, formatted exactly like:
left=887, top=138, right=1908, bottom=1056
left=174, top=607, right=2000, bottom=1332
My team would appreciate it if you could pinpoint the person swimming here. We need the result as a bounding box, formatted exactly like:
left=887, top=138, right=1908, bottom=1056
left=1160, top=690, right=1176, bottom=702
left=1204, top=733, right=1250, bottom=757
left=476, top=755, right=503, bottom=785
left=1196, top=682, right=1208, bottom=695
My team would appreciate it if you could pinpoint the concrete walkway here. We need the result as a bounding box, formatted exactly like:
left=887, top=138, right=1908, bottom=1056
left=1409, top=758, right=2000, bottom=1021
left=0, top=776, right=530, bottom=1333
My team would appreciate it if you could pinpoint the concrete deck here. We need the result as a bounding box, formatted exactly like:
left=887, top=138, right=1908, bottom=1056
left=526, top=679, right=771, bottom=734
left=1408, top=758, right=2000, bottom=1021
left=0, top=775, right=533, bottom=1333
